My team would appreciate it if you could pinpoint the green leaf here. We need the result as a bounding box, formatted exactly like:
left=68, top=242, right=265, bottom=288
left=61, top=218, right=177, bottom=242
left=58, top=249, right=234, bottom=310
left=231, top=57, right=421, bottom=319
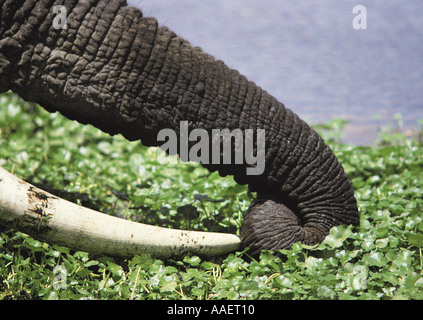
left=183, top=255, right=201, bottom=267
left=52, top=245, right=70, bottom=254
left=85, top=260, right=99, bottom=267
left=367, top=175, right=381, bottom=184
left=45, top=291, right=59, bottom=300
left=317, top=285, right=336, bottom=299
left=364, top=252, right=387, bottom=267
left=76, top=267, right=92, bottom=278
left=323, top=225, right=352, bottom=248
left=107, top=261, right=123, bottom=278
left=405, top=232, right=423, bottom=247
left=160, top=276, right=177, bottom=293
left=200, top=261, right=217, bottom=270
left=191, top=287, right=204, bottom=297
left=177, top=204, right=199, bottom=219
left=226, top=290, right=239, bottom=299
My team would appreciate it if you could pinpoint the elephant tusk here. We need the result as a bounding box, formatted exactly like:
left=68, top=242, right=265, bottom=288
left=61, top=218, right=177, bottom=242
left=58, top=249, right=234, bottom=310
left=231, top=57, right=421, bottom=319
left=0, top=166, right=241, bottom=258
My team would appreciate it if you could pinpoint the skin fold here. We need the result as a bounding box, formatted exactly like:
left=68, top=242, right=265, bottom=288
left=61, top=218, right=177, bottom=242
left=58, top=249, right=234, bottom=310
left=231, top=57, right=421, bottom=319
left=0, top=0, right=359, bottom=256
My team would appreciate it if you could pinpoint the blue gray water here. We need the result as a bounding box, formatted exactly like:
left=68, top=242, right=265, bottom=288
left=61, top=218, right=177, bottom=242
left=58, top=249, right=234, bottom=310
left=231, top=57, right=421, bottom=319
left=127, top=0, right=423, bottom=145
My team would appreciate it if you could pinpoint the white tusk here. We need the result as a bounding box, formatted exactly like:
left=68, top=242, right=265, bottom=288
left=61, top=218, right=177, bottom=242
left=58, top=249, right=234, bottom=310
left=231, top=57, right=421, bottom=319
left=0, top=167, right=241, bottom=258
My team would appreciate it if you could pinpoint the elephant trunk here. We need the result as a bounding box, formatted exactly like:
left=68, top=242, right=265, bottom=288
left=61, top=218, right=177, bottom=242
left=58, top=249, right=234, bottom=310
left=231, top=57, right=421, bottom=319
left=0, top=0, right=359, bottom=256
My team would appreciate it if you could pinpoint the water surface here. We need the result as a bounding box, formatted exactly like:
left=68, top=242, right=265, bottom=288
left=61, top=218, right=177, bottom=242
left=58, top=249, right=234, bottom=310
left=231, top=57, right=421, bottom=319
left=128, top=0, right=423, bottom=145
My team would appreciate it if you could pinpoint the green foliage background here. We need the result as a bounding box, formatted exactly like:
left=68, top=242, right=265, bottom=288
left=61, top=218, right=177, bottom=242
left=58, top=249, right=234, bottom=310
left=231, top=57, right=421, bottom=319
left=0, top=92, right=422, bottom=300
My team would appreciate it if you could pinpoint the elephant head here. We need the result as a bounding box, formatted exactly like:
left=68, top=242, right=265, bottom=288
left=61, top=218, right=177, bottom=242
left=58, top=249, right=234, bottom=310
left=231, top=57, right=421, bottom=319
left=0, top=0, right=359, bottom=257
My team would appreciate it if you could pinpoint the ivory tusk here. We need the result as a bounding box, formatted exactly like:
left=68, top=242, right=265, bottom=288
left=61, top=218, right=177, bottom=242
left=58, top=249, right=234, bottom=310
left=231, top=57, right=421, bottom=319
left=0, top=166, right=241, bottom=258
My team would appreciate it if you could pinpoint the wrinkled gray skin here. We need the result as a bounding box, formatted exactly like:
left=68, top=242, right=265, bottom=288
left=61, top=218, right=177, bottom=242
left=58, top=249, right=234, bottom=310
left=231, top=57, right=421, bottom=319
left=0, top=0, right=359, bottom=256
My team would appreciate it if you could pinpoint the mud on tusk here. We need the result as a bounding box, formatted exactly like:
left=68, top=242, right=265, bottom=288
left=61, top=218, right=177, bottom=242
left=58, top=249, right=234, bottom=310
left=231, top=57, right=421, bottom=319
left=0, top=167, right=241, bottom=258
